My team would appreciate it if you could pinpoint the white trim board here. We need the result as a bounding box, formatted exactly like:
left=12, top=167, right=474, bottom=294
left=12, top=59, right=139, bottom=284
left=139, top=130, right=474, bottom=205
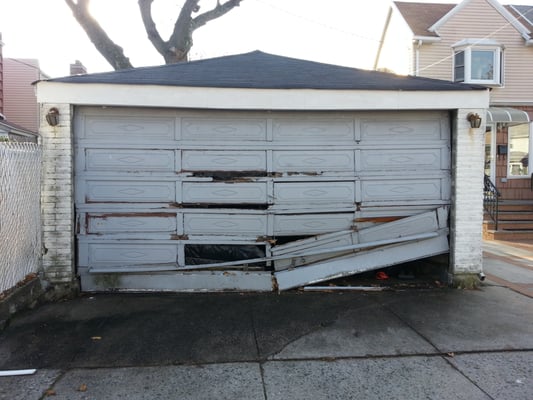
left=36, top=82, right=489, bottom=111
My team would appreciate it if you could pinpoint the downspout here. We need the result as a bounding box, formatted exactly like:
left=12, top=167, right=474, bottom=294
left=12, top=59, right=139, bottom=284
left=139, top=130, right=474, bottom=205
left=414, top=39, right=422, bottom=76
left=374, top=6, right=393, bottom=70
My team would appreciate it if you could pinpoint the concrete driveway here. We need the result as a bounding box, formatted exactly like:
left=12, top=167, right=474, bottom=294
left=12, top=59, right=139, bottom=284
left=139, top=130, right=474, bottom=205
left=0, top=240, right=532, bottom=399
left=0, top=284, right=532, bottom=400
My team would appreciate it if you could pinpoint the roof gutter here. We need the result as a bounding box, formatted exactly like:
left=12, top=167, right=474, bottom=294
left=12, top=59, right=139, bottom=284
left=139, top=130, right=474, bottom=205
left=413, top=36, right=441, bottom=44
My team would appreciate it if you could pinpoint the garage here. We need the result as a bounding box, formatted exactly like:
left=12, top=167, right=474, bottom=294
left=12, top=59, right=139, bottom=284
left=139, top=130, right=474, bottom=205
left=36, top=51, right=489, bottom=292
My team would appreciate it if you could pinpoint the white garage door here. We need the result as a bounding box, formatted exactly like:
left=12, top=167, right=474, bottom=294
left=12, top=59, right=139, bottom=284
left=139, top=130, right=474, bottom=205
left=74, top=107, right=451, bottom=291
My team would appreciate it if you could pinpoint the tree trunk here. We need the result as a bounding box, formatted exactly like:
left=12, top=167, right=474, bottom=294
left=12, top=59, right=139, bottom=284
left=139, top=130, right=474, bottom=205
left=65, top=0, right=133, bottom=70
left=66, top=0, right=243, bottom=70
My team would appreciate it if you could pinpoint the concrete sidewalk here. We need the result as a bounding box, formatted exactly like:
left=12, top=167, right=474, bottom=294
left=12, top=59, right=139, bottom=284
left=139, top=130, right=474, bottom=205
left=1, top=244, right=532, bottom=399
left=483, top=239, right=533, bottom=298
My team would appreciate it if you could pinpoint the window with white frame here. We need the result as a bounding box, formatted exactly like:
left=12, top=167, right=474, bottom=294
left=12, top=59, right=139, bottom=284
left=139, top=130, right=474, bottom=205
left=453, top=39, right=503, bottom=85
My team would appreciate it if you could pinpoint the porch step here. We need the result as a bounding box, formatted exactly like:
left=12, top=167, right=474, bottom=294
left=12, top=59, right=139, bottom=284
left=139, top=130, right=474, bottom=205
left=497, top=200, right=533, bottom=212
left=483, top=200, right=533, bottom=242
left=496, top=212, right=533, bottom=221
left=484, top=229, right=533, bottom=241
left=484, top=220, right=533, bottom=230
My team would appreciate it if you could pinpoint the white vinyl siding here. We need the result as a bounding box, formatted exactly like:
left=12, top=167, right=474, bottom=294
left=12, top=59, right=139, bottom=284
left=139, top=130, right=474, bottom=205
left=416, top=0, right=533, bottom=104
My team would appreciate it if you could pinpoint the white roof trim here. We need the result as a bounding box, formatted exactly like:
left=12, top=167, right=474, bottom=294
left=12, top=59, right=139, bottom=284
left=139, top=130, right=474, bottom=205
left=429, top=0, right=531, bottom=40
left=35, top=82, right=490, bottom=111
left=452, top=38, right=501, bottom=48
left=413, top=36, right=442, bottom=43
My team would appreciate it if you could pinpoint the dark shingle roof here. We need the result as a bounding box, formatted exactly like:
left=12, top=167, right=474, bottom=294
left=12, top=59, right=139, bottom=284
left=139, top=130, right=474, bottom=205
left=0, top=118, right=39, bottom=142
left=394, top=1, right=533, bottom=38
left=47, top=51, right=483, bottom=91
left=394, top=1, right=455, bottom=37
left=505, top=4, right=533, bottom=31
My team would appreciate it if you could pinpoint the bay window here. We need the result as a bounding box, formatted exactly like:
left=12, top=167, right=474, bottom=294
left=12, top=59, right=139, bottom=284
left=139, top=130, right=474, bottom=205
left=453, top=39, right=503, bottom=85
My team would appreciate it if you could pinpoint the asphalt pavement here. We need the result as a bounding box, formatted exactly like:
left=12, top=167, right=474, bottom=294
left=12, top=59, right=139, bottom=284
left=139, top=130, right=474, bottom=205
left=0, top=240, right=531, bottom=400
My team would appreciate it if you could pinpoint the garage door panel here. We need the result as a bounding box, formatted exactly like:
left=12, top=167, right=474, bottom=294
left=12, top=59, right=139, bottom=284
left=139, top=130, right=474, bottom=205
left=273, top=151, right=354, bottom=172
left=87, top=214, right=177, bottom=234
left=358, top=148, right=443, bottom=171
left=360, top=119, right=441, bottom=142
left=84, top=149, right=175, bottom=172
left=182, top=182, right=268, bottom=204
left=83, top=180, right=176, bottom=203
left=274, top=213, right=354, bottom=235
left=181, top=118, right=267, bottom=141
left=273, top=119, right=354, bottom=141
left=274, top=182, right=355, bottom=204
left=361, top=178, right=445, bottom=202
left=182, top=151, right=266, bottom=171
left=88, top=243, right=178, bottom=266
left=84, top=116, right=176, bottom=141
left=184, top=213, right=267, bottom=235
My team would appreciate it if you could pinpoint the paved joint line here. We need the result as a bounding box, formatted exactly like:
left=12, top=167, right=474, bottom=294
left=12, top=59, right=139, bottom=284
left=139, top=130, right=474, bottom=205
left=372, top=297, right=443, bottom=354
left=37, top=369, right=67, bottom=400
left=264, top=303, right=383, bottom=360
left=440, top=354, right=495, bottom=400
left=248, top=303, right=268, bottom=400
left=37, top=349, right=533, bottom=373
left=263, top=320, right=339, bottom=360
left=375, top=298, right=497, bottom=400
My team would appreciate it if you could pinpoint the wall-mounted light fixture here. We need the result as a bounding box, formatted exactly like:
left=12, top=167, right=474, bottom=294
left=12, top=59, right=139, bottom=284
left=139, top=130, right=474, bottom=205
left=466, top=112, right=482, bottom=129
left=45, top=107, right=60, bottom=126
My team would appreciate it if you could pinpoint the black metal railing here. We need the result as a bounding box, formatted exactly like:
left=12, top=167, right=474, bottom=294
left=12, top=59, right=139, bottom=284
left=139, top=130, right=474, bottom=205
left=484, top=174, right=500, bottom=230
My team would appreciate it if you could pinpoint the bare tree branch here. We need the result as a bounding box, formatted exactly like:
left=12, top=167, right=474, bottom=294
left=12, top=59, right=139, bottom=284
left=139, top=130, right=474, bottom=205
left=64, top=0, right=133, bottom=70
left=192, top=0, right=242, bottom=30
left=138, top=0, right=167, bottom=56
left=165, top=0, right=201, bottom=63
left=67, top=0, right=245, bottom=68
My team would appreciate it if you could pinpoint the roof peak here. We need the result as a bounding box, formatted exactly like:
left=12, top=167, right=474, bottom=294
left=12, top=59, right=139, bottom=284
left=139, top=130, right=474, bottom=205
left=45, top=50, right=484, bottom=92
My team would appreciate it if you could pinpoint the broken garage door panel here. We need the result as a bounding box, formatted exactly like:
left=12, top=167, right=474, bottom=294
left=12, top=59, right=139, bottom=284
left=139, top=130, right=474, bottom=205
left=274, top=233, right=449, bottom=291
left=272, top=207, right=447, bottom=270
left=176, top=231, right=439, bottom=271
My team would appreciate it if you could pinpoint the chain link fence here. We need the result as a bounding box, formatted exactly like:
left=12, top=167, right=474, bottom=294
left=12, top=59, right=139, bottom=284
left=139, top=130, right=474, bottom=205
left=0, top=142, right=42, bottom=293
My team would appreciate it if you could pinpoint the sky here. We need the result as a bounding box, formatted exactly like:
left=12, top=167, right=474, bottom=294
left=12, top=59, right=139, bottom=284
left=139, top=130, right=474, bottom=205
left=1, top=0, right=533, bottom=78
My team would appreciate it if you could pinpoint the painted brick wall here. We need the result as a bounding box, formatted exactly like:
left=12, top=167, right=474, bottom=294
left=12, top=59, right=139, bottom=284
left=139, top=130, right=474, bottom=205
left=40, top=102, right=75, bottom=283
left=450, top=109, right=485, bottom=275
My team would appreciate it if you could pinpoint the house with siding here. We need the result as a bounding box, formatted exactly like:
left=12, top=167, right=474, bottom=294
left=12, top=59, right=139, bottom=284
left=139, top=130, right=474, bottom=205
left=0, top=33, right=38, bottom=142
left=3, top=58, right=43, bottom=133
left=376, top=0, right=533, bottom=240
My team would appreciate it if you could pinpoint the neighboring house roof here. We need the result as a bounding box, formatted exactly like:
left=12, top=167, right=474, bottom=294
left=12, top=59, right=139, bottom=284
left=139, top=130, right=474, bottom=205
left=0, top=117, right=39, bottom=142
left=45, top=50, right=484, bottom=92
left=394, top=2, right=455, bottom=37
left=394, top=1, right=533, bottom=40
left=506, top=4, right=533, bottom=31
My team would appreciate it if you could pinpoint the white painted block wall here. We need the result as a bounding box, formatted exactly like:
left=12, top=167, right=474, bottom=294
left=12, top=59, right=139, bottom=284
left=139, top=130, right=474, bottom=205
left=450, top=109, right=485, bottom=276
left=40, top=103, right=75, bottom=283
